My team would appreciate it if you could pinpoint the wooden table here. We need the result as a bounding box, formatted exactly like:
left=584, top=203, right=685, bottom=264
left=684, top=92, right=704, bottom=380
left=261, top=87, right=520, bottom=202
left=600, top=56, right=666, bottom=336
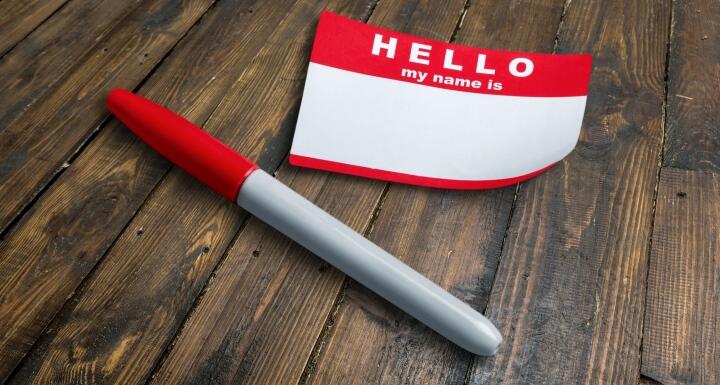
left=0, top=0, right=716, bottom=384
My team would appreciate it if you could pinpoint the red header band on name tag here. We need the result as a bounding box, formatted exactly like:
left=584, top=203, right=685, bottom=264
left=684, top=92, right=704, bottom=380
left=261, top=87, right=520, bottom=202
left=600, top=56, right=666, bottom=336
left=310, top=11, right=592, bottom=97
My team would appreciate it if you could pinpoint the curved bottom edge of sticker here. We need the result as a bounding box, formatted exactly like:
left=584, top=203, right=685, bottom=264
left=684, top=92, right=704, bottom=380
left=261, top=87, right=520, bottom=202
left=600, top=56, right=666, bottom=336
left=288, top=154, right=557, bottom=190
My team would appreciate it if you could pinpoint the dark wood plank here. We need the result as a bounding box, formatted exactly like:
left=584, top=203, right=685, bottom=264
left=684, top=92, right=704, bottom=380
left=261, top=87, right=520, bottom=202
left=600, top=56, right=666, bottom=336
left=468, top=0, right=671, bottom=384
left=0, top=0, right=302, bottom=382
left=642, top=169, right=719, bottom=385
left=311, top=187, right=514, bottom=385
left=0, top=0, right=69, bottom=57
left=309, top=1, right=569, bottom=383
left=641, top=1, right=720, bottom=384
left=5, top=1, right=375, bottom=384
left=150, top=167, right=385, bottom=385
left=146, top=2, right=471, bottom=385
left=0, top=0, right=142, bottom=131
left=661, top=1, right=720, bottom=174
left=0, top=0, right=216, bottom=236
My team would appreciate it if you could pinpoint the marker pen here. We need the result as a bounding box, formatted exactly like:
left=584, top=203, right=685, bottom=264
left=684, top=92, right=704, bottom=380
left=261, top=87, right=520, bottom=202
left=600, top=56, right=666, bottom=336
left=106, top=89, right=502, bottom=356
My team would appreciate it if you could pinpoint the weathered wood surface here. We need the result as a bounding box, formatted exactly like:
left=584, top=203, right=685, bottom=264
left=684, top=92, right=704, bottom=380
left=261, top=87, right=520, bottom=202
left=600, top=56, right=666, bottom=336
left=0, top=0, right=303, bottom=382
left=309, top=0, right=569, bottom=384
left=469, top=0, right=671, bottom=384
left=643, top=170, right=719, bottom=385
left=0, top=0, right=216, bottom=237
left=0, top=0, right=142, bottom=131
left=641, top=1, right=720, bottom=384
left=0, top=0, right=69, bottom=57
left=0, top=0, right=712, bottom=384
left=660, top=2, right=720, bottom=174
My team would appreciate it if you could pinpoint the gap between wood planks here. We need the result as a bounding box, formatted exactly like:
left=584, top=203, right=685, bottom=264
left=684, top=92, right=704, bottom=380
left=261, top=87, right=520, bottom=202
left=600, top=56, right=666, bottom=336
left=0, top=111, right=105, bottom=243
left=0, top=0, right=222, bottom=380
left=0, top=0, right=71, bottom=59
left=0, top=0, right=306, bottom=380
left=636, top=1, right=675, bottom=383
left=0, top=0, right=147, bottom=137
left=143, top=158, right=291, bottom=385
left=0, top=0, right=214, bottom=243
left=0, top=0, right=217, bottom=238
left=640, top=0, right=720, bottom=383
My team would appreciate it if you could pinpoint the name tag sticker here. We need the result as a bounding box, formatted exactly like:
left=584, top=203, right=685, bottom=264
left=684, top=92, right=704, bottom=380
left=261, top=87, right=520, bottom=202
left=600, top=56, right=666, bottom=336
left=289, top=11, right=592, bottom=189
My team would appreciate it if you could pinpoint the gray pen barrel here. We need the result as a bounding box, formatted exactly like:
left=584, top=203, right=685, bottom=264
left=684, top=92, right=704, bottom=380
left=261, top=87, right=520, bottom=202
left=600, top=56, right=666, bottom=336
left=236, top=170, right=502, bottom=355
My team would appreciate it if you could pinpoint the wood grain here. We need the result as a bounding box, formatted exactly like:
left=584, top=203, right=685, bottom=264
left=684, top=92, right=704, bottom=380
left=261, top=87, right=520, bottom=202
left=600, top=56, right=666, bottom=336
left=661, top=1, right=720, bottom=174
left=468, top=0, right=671, bottom=384
left=311, top=186, right=514, bottom=385
left=0, top=0, right=303, bottom=382
left=641, top=1, right=720, bottom=384
left=147, top=2, right=472, bottom=384
left=149, top=167, right=385, bottom=385
left=0, top=0, right=69, bottom=57
left=0, top=0, right=215, bottom=236
left=0, top=0, right=142, bottom=131
left=309, top=0, right=570, bottom=384
left=5, top=1, right=375, bottom=384
left=642, top=169, right=720, bottom=385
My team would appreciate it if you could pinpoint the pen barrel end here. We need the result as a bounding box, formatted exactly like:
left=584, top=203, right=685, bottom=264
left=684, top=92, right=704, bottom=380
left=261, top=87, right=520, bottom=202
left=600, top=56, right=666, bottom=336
left=237, top=169, right=503, bottom=356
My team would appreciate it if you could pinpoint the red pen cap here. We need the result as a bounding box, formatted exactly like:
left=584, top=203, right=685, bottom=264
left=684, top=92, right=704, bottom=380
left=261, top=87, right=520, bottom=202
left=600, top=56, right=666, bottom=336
left=107, top=89, right=258, bottom=201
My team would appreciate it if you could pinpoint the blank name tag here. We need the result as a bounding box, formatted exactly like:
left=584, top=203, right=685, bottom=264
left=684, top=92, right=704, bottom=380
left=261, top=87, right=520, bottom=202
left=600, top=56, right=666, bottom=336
left=290, top=11, right=592, bottom=189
